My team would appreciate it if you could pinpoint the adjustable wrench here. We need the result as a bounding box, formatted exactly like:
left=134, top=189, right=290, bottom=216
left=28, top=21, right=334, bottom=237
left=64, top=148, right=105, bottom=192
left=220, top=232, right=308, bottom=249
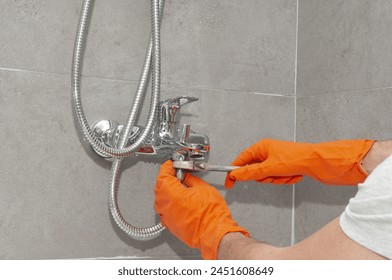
left=173, top=161, right=240, bottom=172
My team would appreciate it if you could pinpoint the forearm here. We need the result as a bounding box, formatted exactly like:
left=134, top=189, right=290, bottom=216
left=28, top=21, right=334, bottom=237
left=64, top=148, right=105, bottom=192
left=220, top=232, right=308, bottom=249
left=217, top=232, right=283, bottom=260
left=361, top=140, right=392, bottom=174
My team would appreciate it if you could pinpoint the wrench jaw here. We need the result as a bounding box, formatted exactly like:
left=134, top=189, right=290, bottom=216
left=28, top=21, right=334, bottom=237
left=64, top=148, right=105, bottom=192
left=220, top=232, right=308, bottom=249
left=172, top=160, right=207, bottom=172
left=172, top=151, right=205, bottom=181
left=172, top=160, right=194, bottom=171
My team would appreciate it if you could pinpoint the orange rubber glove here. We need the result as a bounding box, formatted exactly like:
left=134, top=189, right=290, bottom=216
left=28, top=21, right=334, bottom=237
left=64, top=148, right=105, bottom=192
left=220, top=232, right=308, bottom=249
left=155, top=160, right=250, bottom=260
left=225, top=139, right=376, bottom=188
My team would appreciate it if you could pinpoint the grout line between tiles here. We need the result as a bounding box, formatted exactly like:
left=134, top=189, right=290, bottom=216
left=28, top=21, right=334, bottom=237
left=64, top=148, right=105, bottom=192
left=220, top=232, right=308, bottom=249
left=0, top=66, right=297, bottom=98
left=80, top=256, right=152, bottom=260
left=0, top=67, right=137, bottom=83
left=291, top=0, right=299, bottom=247
left=0, top=67, right=69, bottom=77
left=78, top=254, right=201, bottom=260
left=185, top=85, right=294, bottom=98
left=297, top=85, right=392, bottom=98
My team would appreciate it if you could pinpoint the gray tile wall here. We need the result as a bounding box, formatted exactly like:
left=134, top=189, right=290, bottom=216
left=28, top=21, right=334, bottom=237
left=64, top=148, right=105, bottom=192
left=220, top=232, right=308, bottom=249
left=0, top=0, right=297, bottom=259
left=3, top=0, right=389, bottom=259
left=295, top=0, right=392, bottom=241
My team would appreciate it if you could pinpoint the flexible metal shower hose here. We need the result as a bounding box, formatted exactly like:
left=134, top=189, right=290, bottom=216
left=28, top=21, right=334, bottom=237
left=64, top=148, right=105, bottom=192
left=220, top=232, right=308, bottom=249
left=72, top=0, right=162, bottom=158
left=72, top=0, right=165, bottom=239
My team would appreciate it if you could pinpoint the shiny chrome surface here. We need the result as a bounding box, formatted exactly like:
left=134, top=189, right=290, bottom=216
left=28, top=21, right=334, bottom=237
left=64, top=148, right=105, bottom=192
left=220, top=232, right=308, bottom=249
left=173, top=161, right=239, bottom=172
left=73, top=0, right=166, bottom=240
left=92, top=120, right=142, bottom=158
left=72, top=0, right=164, bottom=159
left=159, top=96, right=198, bottom=140
left=91, top=96, right=211, bottom=162
left=73, top=0, right=211, bottom=240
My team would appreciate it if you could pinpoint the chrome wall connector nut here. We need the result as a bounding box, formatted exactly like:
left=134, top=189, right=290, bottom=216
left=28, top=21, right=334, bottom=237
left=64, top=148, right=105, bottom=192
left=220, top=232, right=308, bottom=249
left=91, top=120, right=141, bottom=159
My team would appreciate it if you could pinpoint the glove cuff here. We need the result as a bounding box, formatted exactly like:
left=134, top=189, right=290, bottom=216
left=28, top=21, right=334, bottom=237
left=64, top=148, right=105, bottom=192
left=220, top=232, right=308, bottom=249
left=357, top=139, right=377, bottom=176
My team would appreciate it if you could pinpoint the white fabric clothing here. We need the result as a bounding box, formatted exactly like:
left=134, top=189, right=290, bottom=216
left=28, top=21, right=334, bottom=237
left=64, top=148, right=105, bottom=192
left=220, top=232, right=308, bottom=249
left=340, top=154, right=392, bottom=259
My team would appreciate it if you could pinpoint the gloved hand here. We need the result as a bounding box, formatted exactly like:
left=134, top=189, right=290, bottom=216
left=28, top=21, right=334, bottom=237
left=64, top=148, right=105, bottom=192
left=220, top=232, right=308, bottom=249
left=155, top=160, right=249, bottom=260
left=225, top=138, right=376, bottom=188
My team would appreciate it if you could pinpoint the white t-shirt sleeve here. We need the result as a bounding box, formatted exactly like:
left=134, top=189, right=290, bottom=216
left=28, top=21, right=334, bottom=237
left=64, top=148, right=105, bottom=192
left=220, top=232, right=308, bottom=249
left=340, top=154, right=392, bottom=259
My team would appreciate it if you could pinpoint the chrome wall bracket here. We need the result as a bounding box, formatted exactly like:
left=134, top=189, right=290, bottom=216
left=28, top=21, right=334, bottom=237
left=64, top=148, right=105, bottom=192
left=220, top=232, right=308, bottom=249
left=92, top=120, right=142, bottom=158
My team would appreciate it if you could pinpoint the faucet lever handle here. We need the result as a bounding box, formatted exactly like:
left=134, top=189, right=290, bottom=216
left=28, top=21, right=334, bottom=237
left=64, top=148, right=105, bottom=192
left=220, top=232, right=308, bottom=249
left=159, top=96, right=198, bottom=140
left=176, top=96, right=198, bottom=108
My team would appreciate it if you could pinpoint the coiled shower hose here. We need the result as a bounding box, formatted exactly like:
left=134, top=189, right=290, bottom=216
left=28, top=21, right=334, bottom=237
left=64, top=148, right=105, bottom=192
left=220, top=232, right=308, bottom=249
left=72, top=0, right=165, bottom=239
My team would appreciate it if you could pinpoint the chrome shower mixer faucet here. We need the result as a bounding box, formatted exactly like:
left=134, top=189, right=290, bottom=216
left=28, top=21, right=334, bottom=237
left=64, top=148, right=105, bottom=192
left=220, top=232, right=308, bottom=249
left=91, top=96, right=211, bottom=174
